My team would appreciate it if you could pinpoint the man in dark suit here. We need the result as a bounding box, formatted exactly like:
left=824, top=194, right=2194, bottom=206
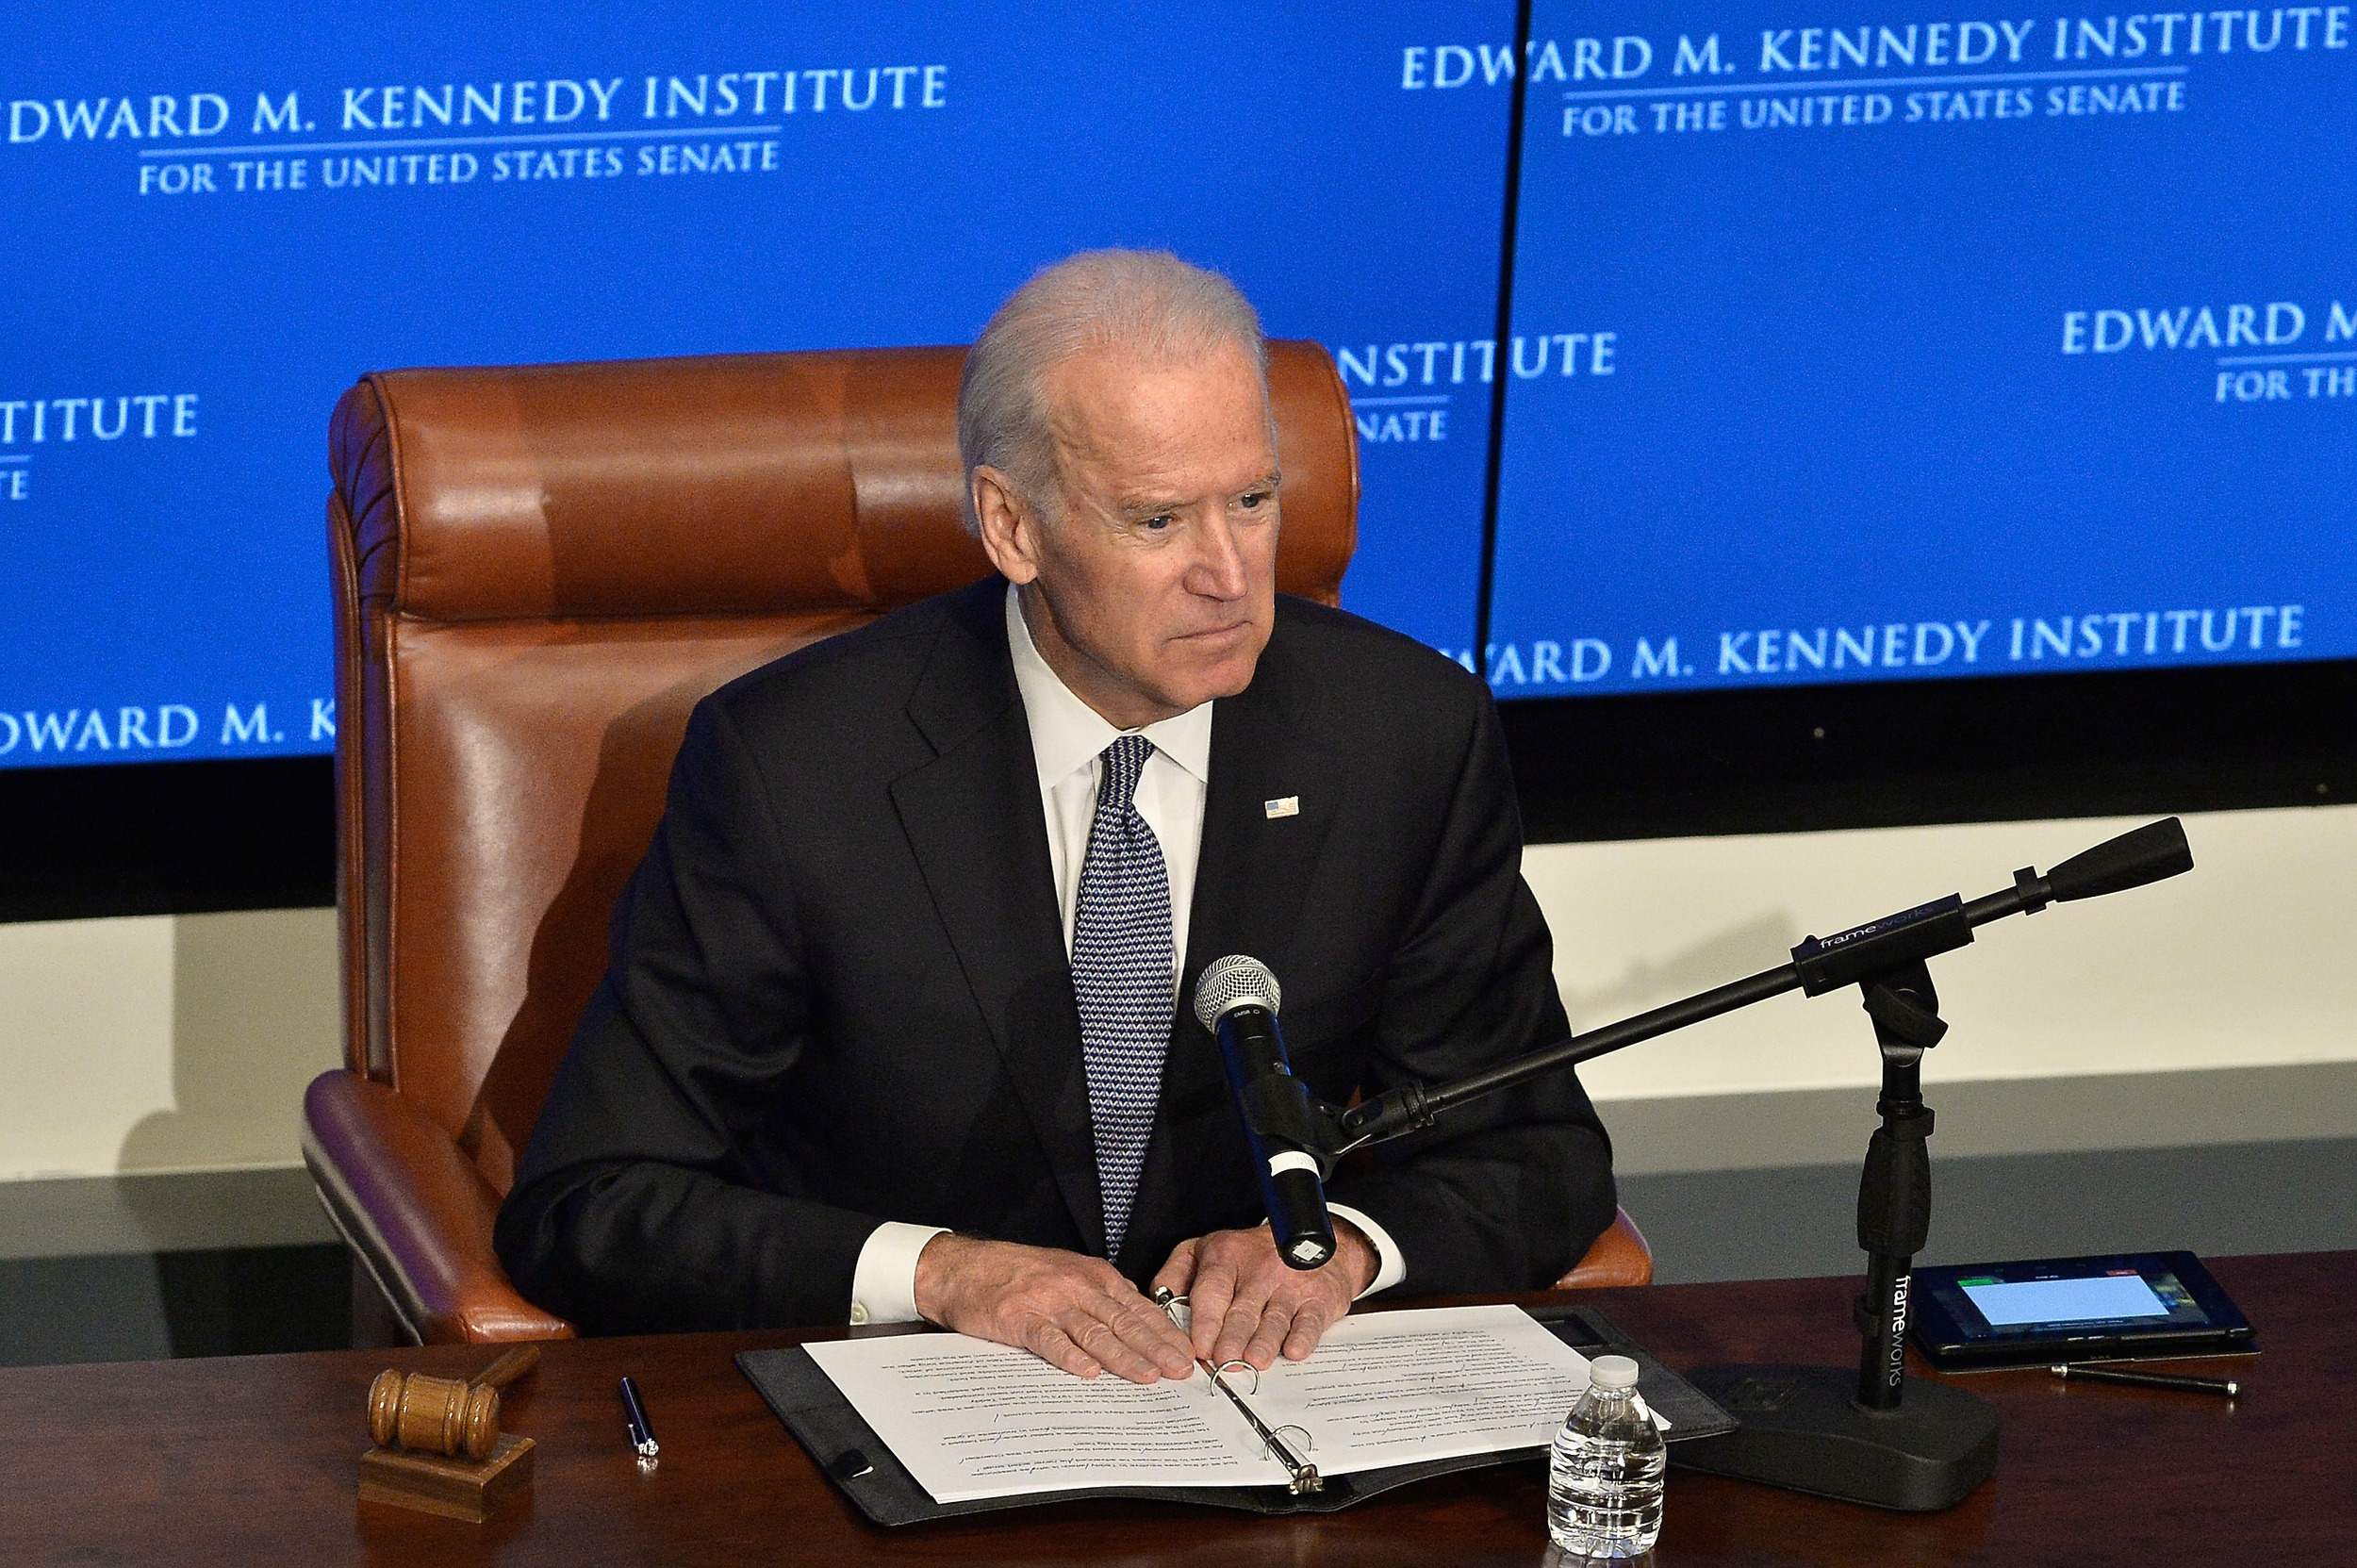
left=497, top=251, right=1615, bottom=1383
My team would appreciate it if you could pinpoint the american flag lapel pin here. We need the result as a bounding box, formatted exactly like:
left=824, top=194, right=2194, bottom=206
left=1264, top=796, right=1300, bottom=819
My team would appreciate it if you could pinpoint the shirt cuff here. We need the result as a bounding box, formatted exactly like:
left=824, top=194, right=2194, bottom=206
left=1327, top=1203, right=1407, bottom=1297
left=849, top=1221, right=948, bottom=1326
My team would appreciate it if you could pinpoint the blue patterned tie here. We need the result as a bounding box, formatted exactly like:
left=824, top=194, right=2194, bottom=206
left=1070, top=734, right=1175, bottom=1261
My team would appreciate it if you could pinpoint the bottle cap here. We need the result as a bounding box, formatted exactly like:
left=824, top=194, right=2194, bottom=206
left=1590, top=1354, right=1640, bottom=1390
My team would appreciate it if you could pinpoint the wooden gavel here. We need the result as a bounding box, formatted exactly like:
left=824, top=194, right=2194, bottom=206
left=367, top=1345, right=540, bottom=1462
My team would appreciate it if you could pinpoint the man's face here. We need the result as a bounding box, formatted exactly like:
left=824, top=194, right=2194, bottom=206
left=976, top=341, right=1281, bottom=730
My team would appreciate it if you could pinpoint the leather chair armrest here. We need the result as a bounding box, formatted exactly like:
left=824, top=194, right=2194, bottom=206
left=1555, top=1207, right=1656, bottom=1291
left=302, top=1069, right=574, bottom=1345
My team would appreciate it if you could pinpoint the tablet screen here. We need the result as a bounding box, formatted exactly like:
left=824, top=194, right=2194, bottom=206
left=1912, top=1251, right=2246, bottom=1362
left=1959, top=1272, right=2175, bottom=1330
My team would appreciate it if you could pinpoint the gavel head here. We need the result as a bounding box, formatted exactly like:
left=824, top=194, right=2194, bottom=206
left=367, top=1370, right=502, bottom=1462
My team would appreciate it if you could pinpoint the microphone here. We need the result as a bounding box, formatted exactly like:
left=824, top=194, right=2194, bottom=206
left=1193, top=955, right=1339, bottom=1271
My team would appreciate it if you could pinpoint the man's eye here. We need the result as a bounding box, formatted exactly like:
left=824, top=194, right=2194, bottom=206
left=1239, top=491, right=1268, bottom=510
left=1143, top=514, right=1175, bottom=532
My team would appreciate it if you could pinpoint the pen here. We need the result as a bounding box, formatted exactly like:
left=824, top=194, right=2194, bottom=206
left=2049, top=1363, right=2239, bottom=1398
left=620, top=1375, right=661, bottom=1458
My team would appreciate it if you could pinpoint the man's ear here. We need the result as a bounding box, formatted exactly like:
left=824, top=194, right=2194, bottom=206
left=972, top=467, right=1042, bottom=586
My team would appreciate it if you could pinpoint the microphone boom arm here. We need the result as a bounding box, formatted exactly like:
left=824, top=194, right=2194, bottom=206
left=1325, top=817, right=2192, bottom=1157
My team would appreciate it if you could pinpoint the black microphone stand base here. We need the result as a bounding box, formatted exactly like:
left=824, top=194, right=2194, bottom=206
left=1672, top=1364, right=1997, bottom=1511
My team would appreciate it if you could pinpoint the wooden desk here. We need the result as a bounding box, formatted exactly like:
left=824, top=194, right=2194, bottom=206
left=5, top=1253, right=2344, bottom=1565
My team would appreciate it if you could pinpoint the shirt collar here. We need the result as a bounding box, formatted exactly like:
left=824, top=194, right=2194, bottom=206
left=1005, top=582, right=1213, bottom=790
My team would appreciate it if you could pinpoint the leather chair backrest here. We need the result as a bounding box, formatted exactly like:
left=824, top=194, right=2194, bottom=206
left=328, top=342, right=1359, bottom=1196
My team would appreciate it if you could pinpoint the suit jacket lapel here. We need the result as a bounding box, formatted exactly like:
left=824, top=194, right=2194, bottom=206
left=889, top=583, right=1106, bottom=1258
left=1183, top=686, right=1348, bottom=996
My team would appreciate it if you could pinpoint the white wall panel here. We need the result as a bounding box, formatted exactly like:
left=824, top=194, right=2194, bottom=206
left=0, top=804, right=2346, bottom=1187
left=0, top=909, right=338, bottom=1180
left=0, top=916, right=177, bottom=1180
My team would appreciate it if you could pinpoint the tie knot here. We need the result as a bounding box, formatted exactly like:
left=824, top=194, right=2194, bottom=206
left=1098, top=734, right=1154, bottom=811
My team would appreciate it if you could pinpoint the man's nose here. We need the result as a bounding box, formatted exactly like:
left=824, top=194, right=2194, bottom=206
left=1188, top=514, right=1251, bottom=602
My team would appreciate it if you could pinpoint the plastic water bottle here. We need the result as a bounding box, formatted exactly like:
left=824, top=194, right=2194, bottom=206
left=1547, top=1353, right=1666, bottom=1560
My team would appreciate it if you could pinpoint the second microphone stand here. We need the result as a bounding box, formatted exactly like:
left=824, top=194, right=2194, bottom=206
left=1668, top=956, right=1999, bottom=1511
left=1274, top=817, right=2194, bottom=1511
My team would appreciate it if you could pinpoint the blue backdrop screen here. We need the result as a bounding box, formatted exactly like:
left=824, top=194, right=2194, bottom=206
left=0, top=2, right=1509, bottom=768
left=2, top=3, right=2348, bottom=769
left=1487, top=3, right=2355, bottom=695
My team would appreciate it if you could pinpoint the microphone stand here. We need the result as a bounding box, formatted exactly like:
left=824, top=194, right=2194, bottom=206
left=1286, top=817, right=2194, bottom=1511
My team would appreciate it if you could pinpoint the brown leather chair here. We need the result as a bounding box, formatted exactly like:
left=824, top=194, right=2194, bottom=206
left=1558, top=1208, right=1652, bottom=1290
left=302, top=341, right=1648, bottom=1346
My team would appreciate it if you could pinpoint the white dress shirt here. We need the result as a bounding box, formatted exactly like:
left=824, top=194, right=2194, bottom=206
left=845, top=586, right=1403, bottom=1325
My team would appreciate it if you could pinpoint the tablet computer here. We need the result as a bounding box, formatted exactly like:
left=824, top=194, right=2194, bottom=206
left=1907, top=1251, right=2255, bottom=1369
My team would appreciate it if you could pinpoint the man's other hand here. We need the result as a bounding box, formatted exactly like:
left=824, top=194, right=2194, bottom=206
left=1152, top=1218, right=1376, bottom=1373
left=912, top=1233, right=1198, bottom=1383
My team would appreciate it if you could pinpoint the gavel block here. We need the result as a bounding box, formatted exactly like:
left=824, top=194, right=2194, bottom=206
left=358, top=1345, right=540, bottom=1523
left=358, top=1433, right=535, bottom=1524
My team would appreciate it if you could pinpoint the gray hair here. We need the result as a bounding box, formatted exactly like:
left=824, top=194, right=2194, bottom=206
left=957, top=250, right=1269, bottom=536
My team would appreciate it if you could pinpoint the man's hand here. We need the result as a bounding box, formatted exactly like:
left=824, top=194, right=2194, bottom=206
left=912, top=1233, right=1198, bottom=1384
left=1152, top=1218, right=1377, bottom=1373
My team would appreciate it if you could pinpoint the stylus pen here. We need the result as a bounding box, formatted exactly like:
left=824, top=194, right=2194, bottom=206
left=2050, top=1363, right=2239, bottom=1398
left=620, top=1375, right=661, bottom=1457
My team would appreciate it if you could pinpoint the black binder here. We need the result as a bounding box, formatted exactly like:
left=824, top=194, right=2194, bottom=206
left=736, top=1303, right=1737, bottom=1527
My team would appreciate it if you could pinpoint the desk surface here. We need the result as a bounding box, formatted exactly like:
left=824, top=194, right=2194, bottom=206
left=4, top=1252, right=2345, bottom=1565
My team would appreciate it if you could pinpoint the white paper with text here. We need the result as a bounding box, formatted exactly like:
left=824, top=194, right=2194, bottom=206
left=1244, top=1304, right=1659, bottom=1478
left=801, top=1333, right=1289, bottom=1503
